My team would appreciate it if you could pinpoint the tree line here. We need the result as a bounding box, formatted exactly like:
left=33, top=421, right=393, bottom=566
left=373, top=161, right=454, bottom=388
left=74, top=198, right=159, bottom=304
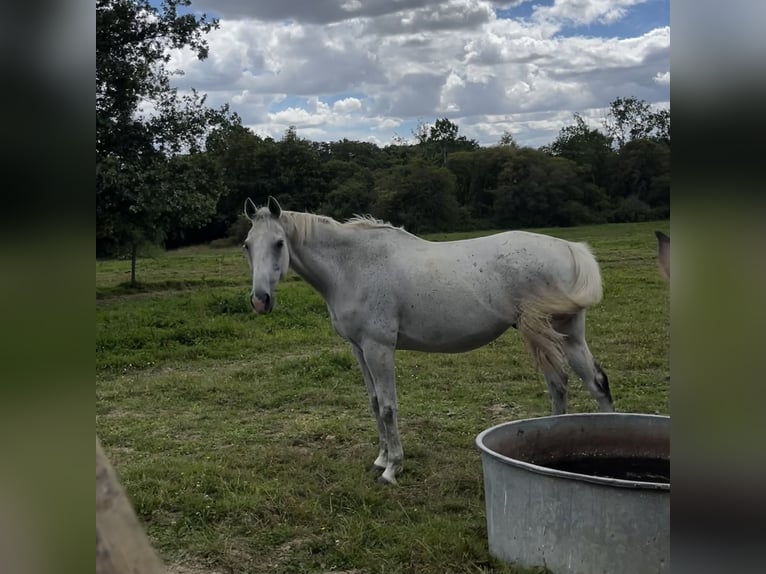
left=96, top=1, right=669, bottom=282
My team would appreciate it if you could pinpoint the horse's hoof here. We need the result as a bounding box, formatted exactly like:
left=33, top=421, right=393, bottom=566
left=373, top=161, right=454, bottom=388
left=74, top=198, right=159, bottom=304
left=375, top=474, right=397, bottom=486
left=368, top=464, right=384, bottom=475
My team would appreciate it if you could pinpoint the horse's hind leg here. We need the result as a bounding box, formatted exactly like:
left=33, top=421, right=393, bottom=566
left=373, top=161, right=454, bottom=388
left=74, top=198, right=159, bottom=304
left=543, top=369, right=569, bottom=415
left=517, top=302, right=570, bottom=415
left=350, top=343, right=388, bottom=472
left=556, top=311, right=614, bottom=412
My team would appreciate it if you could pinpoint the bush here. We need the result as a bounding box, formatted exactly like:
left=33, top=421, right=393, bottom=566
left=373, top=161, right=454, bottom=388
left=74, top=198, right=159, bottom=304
left=609, top=195, right=653, bottom=223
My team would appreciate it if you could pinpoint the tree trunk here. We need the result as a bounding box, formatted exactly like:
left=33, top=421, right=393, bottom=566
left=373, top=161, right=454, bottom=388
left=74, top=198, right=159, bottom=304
left=96, top=435, right=165, bottom=574
left=130, top=243, right=137, bottom=286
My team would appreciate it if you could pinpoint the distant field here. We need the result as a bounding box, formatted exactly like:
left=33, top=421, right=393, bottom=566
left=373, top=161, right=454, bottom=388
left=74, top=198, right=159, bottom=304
left=96, top=220, right=670, bottom=574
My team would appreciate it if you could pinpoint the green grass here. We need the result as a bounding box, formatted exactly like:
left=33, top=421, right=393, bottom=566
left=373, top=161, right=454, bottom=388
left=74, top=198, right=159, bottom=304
left=96, top=220, right=670, bottom=574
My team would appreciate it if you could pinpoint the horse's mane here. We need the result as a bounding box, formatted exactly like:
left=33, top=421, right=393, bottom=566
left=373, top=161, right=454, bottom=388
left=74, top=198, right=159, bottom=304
left=280, top=210, right=408, bottom=245
left=344, top=213, right=401, bottom=230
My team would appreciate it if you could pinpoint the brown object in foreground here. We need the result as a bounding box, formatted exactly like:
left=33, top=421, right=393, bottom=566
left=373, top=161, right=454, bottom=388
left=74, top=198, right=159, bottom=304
left=96, top=435, right=165, bottom=574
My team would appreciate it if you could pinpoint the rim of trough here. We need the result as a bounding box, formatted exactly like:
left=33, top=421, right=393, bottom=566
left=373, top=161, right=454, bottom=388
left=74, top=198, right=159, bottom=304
left=475, top=412, right=670, bottom=491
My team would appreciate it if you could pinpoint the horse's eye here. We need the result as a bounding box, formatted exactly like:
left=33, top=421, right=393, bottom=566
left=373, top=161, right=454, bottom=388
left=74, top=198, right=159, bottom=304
left=275, top=239, right=284, bottom=249
left=242, top=243, right=248, bottom=250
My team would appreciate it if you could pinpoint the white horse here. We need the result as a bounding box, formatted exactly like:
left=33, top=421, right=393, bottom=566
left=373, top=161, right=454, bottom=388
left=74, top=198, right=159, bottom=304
left=242, top=196, right=613, bottom=485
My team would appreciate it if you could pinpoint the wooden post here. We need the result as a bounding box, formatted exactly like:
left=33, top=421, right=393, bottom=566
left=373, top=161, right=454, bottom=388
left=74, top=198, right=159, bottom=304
left=96, top=435, right=165, bottom=574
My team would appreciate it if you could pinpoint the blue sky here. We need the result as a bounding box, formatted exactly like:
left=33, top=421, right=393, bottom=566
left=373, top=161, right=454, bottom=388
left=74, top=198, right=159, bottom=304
left=496, top=0, right=668, bottom=37
left=153, top=0, right=669, bottom=147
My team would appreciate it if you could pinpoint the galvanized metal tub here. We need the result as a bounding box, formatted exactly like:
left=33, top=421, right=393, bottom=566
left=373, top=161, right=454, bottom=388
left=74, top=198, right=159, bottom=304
left=476, top=413, right=669, bottom=574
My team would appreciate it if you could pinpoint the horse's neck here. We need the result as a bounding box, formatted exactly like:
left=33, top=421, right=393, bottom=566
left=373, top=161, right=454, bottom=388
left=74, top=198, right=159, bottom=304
left=282, top=212, right=347, bottom=299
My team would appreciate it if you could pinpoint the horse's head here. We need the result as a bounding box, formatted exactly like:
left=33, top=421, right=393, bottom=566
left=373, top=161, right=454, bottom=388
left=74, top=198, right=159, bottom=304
left=655, top=231, right=670, bottom=283
left=243, top=196, right=289, bottom=314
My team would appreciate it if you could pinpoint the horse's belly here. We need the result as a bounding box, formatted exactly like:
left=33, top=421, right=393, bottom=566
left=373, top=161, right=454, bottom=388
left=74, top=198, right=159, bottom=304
left=396, top=318, right=511, bottom=353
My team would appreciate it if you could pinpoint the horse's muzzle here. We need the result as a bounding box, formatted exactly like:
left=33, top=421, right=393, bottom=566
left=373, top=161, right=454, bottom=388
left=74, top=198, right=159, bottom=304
left=251, top=291, right=273, bottom=314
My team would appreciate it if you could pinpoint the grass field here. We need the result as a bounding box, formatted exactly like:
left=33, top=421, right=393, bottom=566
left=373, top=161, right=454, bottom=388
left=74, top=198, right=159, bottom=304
left=96, top=220, right=670, bottom=574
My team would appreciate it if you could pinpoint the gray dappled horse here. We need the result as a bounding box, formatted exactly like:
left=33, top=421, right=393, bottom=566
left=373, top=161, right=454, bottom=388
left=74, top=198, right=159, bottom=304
left=242, top=196, right=613, bottom=484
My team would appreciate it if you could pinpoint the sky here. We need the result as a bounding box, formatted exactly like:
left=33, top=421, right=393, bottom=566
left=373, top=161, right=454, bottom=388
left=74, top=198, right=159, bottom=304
left=163, top=0, right=670, bottom=148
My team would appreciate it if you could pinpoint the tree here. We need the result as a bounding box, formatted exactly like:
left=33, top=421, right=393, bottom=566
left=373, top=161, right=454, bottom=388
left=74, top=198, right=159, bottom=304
left=319, top=160, right=376, bottom=220
left=319, top=138, right=387, bottom=170
left=204, top=123, right=278, bottom=235
left=414, top=118, right=479, bottom=165
left=372, top=159, right=460, bottom=233
left=497, top=130, right=518, bottom=148
left=447, top=146, right=516, bottom=224
left=492, top=149, right=604, bottom=228
left=603, top=96, right=670, bottom=148
left=96, top=0, right=234, bottom=283
left=608, top=139, right=670, bottom=221
left=549, top=113, right=615, bottom=191
left=275, top=126, right=328, bottom=211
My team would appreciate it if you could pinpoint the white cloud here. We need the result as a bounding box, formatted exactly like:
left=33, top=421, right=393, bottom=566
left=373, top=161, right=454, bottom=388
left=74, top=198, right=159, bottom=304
left=333, top=97, right=363, bottom=113
left=269, top=107, right=326, bottom=126
left=169, top=0, right=669, bottom=147
left=373, top=118, right=402, bottom=131
left=653, top=71, right=670, bottom=85
left=533, top=0, right=649, bottom=27
left=341, top=0, right=362, bottom=13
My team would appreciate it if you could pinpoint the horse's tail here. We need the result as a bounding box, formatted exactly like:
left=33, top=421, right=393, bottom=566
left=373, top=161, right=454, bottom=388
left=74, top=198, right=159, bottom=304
left=564, top=241, right=603, bottom=309
left=518, top=241, right=602, bottom=373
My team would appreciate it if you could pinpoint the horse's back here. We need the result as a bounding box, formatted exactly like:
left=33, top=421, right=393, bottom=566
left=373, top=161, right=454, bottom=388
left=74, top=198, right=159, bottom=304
left=390, top=230, right=576, bottom=286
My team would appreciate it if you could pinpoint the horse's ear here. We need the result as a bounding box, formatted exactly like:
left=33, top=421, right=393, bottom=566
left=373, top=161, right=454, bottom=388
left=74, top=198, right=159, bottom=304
left=655, top=231, right=670, bottom=282
left=267, top=195, right=282, bottom=218
left=244, top=197, right=257, bottom=219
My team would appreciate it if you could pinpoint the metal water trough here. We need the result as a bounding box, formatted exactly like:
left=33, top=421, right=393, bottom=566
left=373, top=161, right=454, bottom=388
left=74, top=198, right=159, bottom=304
left=476, top=413, right=669, bottom=574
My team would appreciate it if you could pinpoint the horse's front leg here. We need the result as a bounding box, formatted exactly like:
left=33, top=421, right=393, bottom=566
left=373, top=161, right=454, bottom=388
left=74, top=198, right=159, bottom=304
left=350, top=343, right=388, bottom=473
left=357, top=340, right=402, bottom=485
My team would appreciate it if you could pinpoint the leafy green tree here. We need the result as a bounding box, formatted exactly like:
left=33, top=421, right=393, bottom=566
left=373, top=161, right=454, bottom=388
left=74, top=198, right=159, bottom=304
left=158, top=151, right=228, bottom=247
left=96, top=149, right=226, bottom=281
left=497, top=130, right=519, bottom=149
left=492, top=150, right=603, bottom=228
left=274, top=126, right=328, bottom=211
left=548, top=113, right=615, bottom=191
left=414, top=118, right=479, bottom=165
left=319, top=160, right=376, bottom=220
left=429, top=117, right=460, bottom=142
left=603, top=96, right=670, bottom=148
left=204, top=123, right=279, bottom=234
left=650, top=108, right=671, bottom=145
left=609, top=138, right=670, bottom=220
left=96, top=0, right=234, bottom=283
left=318, top=139, right=386, bottom=170
left=372, top=159, right=460, bottom=233
left=447, top=146, right=516, bottom=224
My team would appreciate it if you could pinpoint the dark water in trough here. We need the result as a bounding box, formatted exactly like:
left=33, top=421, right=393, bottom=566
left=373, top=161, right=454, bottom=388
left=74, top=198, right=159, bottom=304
left=541, top=456, right=670, bottom=483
